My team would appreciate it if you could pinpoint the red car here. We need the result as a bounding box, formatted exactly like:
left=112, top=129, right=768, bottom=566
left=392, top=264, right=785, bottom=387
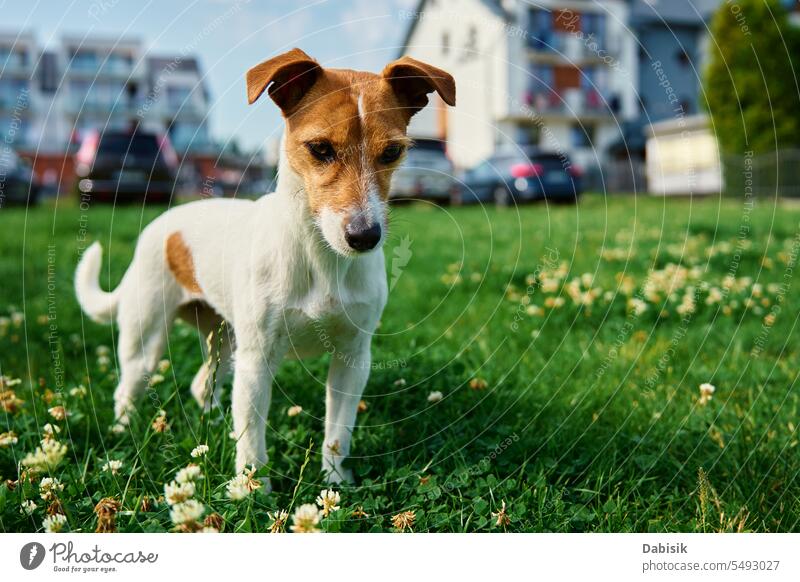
left=74, top=128, right=178, bottom=203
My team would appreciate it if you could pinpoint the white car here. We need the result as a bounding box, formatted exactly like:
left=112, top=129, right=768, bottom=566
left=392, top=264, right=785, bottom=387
left=390, top=146, right=455, bottom=202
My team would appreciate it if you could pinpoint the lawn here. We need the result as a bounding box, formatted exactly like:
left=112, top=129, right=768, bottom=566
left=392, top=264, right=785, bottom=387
left=1, top=194, right=799, bottom=533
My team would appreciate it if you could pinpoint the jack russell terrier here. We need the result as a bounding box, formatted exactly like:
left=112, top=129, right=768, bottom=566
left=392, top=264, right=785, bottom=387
left=75, top=48, right=455, bottom=487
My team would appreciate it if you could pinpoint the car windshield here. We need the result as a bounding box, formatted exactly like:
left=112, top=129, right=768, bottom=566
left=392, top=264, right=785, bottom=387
left=529, top=153, right=569, bottom=172
left=98, top=133, right=161, bottom=155
left=404, top=149, right=452, bottom=172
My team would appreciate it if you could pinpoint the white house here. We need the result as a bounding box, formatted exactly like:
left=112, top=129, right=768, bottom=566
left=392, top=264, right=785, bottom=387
left=398, top=0, right=638, bottom=172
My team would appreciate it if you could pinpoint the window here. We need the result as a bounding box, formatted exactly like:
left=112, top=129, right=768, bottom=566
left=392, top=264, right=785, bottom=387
left=571, top=123, right=594, bottom=148
left=465, top=26, right=478, bottom=54
left=516, top=125, right=540, bottom=146
left=582, top=13, right=606, bottom=48
left=528, top=9, right=553, bottom=50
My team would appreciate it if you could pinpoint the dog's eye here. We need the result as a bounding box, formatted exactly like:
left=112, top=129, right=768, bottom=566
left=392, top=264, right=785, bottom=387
left=379, top=144, right=404, bottom=164
left=307, top=141, right=336, bottom=162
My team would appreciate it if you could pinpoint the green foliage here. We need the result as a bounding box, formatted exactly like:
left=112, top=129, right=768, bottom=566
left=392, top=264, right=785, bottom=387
left=1, top=196, right=800, bottom=532
left=703, top=0, right=800, bottom=155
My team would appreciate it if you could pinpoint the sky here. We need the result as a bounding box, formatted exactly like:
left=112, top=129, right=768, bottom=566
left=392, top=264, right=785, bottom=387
left=2, top=0, right=419, bottom=152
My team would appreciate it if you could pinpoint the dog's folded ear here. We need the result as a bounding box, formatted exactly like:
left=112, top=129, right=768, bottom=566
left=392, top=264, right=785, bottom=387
left=246, top=48, right=321, bottom=114
left=382, top=56, right=456, bottom=118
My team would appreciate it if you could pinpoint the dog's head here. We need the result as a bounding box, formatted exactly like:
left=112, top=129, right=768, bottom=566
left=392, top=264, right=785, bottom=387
left=246, top=48, right=455, bottom=256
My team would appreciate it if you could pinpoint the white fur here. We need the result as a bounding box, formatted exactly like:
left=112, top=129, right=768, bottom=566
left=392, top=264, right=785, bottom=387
left=75, top=138, right=388, bottom=487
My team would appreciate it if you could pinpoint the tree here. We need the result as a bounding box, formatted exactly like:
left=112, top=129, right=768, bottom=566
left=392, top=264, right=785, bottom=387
left=703, top=0, right=800, bottom=156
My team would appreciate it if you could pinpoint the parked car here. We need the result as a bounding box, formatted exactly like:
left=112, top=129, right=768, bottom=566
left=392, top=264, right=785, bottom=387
left=74, top=128, right=178, bottom=203
left=461, top=147, right=582, bottom=205
left=390, top=142, right=456, bottom=202
left=0, top=149, right=40, bottom=206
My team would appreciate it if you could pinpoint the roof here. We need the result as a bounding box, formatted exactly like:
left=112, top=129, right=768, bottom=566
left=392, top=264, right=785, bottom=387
left=397, top=0, right=511, bottom=58
left=146, top=56, right=210, bottom=102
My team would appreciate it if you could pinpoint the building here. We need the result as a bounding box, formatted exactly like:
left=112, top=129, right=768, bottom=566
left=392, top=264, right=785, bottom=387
left=398, top=0, right=721, bottom=188
left=0, top=31, right=216, bottom=192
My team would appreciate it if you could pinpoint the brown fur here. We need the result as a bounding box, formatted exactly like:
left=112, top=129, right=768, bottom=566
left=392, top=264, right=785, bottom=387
left=246, top=49, right=456, bottom=217
left=165, top=232, right=202, bottom=293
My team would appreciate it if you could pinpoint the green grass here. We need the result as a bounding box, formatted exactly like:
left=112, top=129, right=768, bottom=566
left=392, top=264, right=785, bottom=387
left=1, top=194, right=800, bottom=532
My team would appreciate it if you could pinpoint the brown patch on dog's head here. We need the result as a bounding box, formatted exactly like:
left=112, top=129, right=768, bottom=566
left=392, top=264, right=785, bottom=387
left=246, top=50, right=455, bottom=213
left=166, top=232, right=201, bottom=293
left=246, top=49, right=455, bottom=254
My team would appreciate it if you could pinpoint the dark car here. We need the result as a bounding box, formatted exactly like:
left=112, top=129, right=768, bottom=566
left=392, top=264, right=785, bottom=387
left=74, top=128, right=178, bottom=203
left=0, top=149, right=40, bottom=207
left=461, top=147, right=583, bottom=205
left=390, top=143, right=456, bottom=202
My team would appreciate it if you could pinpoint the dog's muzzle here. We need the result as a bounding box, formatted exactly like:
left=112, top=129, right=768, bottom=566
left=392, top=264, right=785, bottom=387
left=344, top=215, right=381, bottom=252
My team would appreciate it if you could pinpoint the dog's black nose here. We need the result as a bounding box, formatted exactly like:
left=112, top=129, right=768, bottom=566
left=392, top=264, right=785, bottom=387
left=345, top=216, right=382, bottom=251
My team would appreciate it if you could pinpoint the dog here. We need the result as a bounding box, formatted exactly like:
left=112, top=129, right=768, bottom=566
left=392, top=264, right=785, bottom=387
left=74, top=48, right=455, bottom=486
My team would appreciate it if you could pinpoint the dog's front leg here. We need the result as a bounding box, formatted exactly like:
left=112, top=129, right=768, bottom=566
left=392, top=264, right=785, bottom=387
left=323, top=336, right=372, bottom=483
left=231, top=338, right=285, bottom=484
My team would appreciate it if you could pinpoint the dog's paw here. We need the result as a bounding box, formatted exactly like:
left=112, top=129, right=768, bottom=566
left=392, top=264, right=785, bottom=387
left=324, top=467, right=354, bottom=485
left=113, top=401, right=134, bottom=426
left=258, top=477, right=272, bottom=495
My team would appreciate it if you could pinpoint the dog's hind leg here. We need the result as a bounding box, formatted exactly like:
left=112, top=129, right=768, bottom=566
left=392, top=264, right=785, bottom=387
left=112, top=281, right=180, bottom=425
left=178, top=302, right=232, bottom=411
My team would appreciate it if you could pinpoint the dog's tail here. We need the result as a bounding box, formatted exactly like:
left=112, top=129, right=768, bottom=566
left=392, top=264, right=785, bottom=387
left=75, top=242, right=121, bottom=325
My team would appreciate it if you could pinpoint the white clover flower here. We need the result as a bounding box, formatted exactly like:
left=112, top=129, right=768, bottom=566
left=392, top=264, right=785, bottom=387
left=169, top=500, right=205, bottom=525
left=69, top=385, right=88, bottom=398
left=96, top=345, right=111, bottom=357
left=225, top=466, right=262, bottom=501
left=21, top=439, right=68, bottom=471
left=0, top=431, right=18, bottom=447
left=42, top=423, right=61, bottom=439
left=427, top=391, right=443, bottom=403
left=699, top=383, right=716, bottom=405
left=268, top=509, right=289, bottom=533
left=39, top=477, right=64, bottom=501
left=200, top=526, right=219, bottom=533
left=102, top=460, right=123, bottom=475
left=627, top=297, right=648, bottom=316
left=175, top=464, right=203, bottom=484
left=290, top=503, right=322, bottom=533
left=110, top=423, right=126, bottom=434
left=148, top=374, right=165, bottom=386
left=190, top=444, right=209, bottom=458
left=226, top=475, right=251, bottom=501
left=48, top=406, right=67, bottom=421
left=10, top=311, right=24, bottom=327
left=20, top=500, right=37, bottom=515
left=315, top=489, right=341, bottom=517
left=164, top=480, right=196, bottom=506
left=157, top=359, right=171, bottom=374
left=43, top=513, right=67, bottom=533
left=287, top=405, right=303, bottom=417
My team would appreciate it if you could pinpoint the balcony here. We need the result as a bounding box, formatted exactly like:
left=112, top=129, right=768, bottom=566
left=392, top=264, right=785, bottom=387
left=526, top=88, right=609, bottom=118
left=65, top=96, right=143, bottom=117
left=529, top=32, right=613, bottom=63
left=0, top=52, right=33, bottom=76
left=67, top=59, right=136, bottom=78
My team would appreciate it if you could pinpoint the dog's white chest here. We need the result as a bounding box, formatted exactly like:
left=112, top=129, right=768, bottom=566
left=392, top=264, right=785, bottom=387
left=282, top=285, right=375, bottom=360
